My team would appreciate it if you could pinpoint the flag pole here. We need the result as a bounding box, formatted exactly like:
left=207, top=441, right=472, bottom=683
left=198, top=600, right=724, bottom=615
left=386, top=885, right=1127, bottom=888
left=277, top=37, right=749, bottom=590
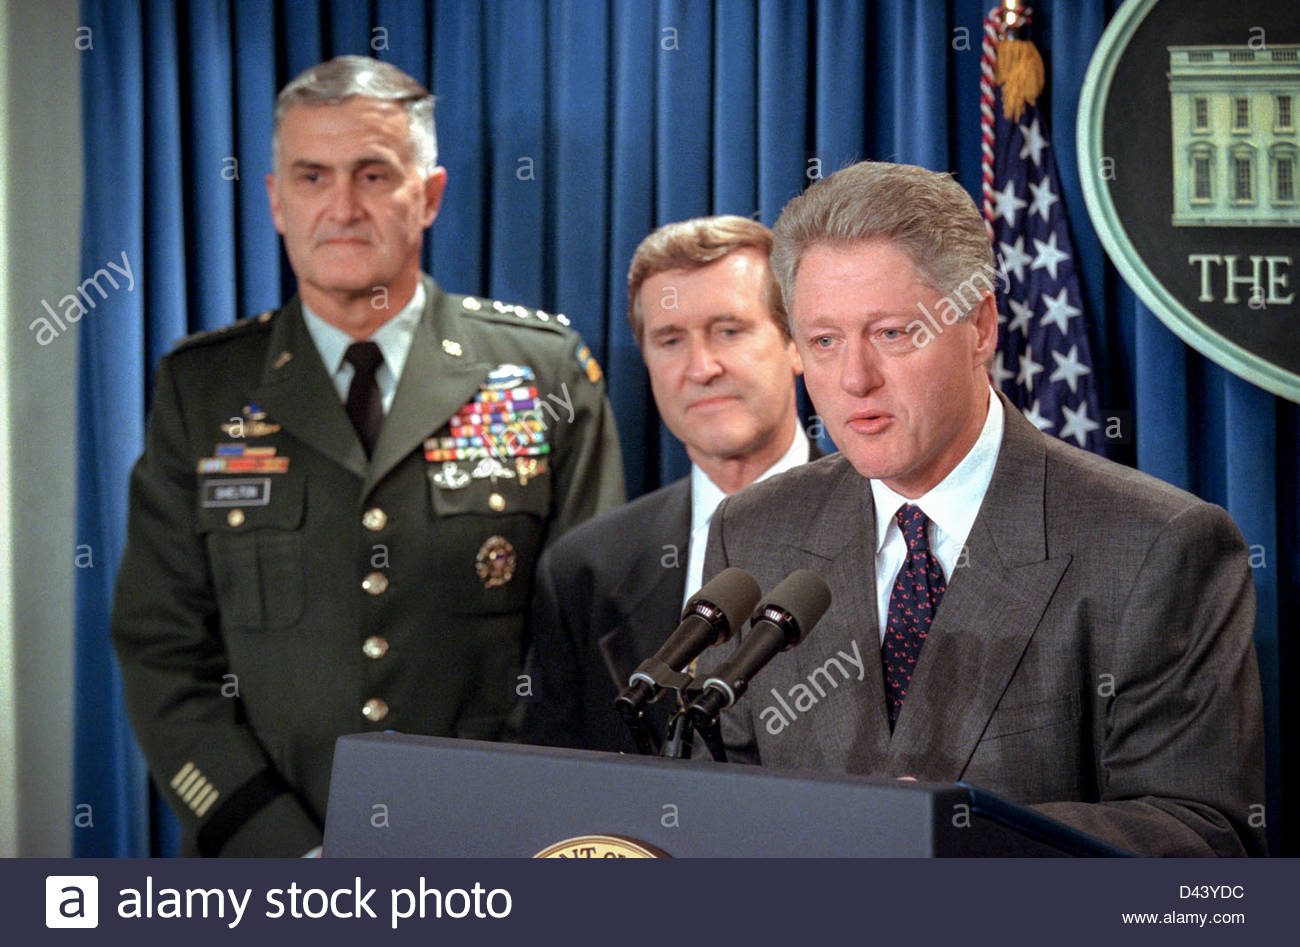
left=981, top=2, right=1045, bottom=237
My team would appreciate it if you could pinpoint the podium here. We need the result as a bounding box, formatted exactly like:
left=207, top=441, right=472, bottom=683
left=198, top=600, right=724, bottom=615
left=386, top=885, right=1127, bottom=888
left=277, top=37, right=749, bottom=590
left=323, top=733, right=1128, bottom=857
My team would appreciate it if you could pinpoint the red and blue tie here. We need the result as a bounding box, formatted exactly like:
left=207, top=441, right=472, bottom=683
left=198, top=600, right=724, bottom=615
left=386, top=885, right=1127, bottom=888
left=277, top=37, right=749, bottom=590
left=882, top=504, right=946, bottom=729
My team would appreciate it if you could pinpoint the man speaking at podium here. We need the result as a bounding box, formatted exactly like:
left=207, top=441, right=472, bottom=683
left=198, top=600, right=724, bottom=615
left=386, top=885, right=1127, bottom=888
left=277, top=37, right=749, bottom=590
left=695, top=161, right=1265, bottom=857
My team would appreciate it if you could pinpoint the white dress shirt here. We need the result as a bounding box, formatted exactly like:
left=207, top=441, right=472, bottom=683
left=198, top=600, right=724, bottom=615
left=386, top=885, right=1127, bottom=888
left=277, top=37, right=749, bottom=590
left=300, top=281, right=426, bottom=415
left=682, top=424, right=812, bottom=611
left=868, top=388, right=1004, bottom=641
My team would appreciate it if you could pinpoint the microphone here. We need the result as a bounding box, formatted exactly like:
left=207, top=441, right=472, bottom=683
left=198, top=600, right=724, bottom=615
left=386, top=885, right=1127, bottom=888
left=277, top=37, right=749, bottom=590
left=686, top=569, right=832, bottom=726
left=614, top=567, right=761, bottom=716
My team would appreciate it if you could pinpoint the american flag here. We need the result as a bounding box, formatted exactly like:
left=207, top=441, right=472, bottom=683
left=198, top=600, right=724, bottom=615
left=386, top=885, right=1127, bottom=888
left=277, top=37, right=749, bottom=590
left=981, top=14, right=1105, bottom=455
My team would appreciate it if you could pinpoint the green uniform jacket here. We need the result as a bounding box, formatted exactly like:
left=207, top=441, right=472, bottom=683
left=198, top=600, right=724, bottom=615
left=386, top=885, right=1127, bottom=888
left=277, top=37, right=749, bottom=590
left=110, top=276, right=625, bottom=856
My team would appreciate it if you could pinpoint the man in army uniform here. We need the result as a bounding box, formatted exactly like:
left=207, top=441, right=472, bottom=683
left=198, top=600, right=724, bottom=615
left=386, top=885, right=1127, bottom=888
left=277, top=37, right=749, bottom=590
left=110, top=56, right=625, bottom=856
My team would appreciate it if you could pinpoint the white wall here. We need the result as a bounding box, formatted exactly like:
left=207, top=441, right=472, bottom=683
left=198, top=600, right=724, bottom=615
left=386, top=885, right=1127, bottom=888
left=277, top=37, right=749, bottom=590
left=0, top=0, right=82, bottom=857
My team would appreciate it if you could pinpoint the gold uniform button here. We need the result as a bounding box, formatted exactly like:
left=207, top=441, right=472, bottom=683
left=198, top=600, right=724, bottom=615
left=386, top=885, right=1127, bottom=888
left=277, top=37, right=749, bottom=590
left=362, top=572, right=389, bottom=595
left=227, top=509, right=245, bottom=527
left=362, top=636, right=389, bottom=660
left=362, top=698, right=389, bottom=722
left=362, top=507, right=387, bottom=531
left=488, top=492, right=506, bottom=512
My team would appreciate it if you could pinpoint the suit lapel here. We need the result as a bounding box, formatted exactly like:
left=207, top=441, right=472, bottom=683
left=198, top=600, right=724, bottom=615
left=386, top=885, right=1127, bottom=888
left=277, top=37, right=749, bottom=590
left=886, top=397, right=1071, bottom=779
left=250, top=298, right=367, bottom=479
left=597, top=480, right=692, bottom=690
left=364, top=278, right=491, bottom=495
left=779, top=461, right=891, bottom=773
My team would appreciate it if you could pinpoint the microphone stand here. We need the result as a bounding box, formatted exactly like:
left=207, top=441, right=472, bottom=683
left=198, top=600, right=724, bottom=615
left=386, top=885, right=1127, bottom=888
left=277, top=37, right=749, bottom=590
left=616, top=666, right=728, bottom=763
left=616, top=658, right=693, bottom=757
left=659, top=683, right=727, bottom=763
left=615, top=698, right=658, bottom=756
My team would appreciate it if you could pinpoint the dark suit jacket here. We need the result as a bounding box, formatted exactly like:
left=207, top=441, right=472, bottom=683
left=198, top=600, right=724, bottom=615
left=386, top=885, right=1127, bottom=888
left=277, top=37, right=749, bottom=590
left=519, top=478, right=692, bottom=752
left=111, top=276, right=624, bottom=855
left=697, top=396, right=1266, bottom=857
left=520, top=441, right=822, bottom=753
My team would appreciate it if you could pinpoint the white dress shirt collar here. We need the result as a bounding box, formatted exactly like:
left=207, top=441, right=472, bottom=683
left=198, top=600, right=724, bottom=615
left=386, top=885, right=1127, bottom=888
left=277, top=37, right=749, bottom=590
left=300, top=282, right=426, bottom=410
left=869, top=386, right=1004, bottom=558
left=683, top=424, right=811, bottom=611
left=689, top=423, right=812, bottom=536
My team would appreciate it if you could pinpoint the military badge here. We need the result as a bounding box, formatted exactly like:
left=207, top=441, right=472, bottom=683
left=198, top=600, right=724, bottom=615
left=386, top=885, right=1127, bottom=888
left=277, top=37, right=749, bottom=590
left=574, top=345, right=603, bottom=384
left=432, top=461, right=471, bottom=490
left=515, top=457, right=548, bottom=485
left=475, top=535, right=517, bottom=589
left=483, top=363, right=535, bottom=389
left=220, top=402, right=281, bottom=438
left=470, top=457, right=515, bottom=482
left=424, top=365, right=552, bottom=464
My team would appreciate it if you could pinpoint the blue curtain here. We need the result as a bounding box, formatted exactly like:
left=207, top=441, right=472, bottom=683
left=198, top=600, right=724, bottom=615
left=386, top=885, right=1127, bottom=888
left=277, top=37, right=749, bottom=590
left=76, top=0, right=1296, bottom=856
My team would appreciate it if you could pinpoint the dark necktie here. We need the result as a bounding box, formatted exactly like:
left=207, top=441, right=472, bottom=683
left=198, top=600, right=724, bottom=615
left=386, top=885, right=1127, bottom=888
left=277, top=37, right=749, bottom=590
left=882, top=504, right=946, bottom=729
left=344, top=341, right=384, bottom=457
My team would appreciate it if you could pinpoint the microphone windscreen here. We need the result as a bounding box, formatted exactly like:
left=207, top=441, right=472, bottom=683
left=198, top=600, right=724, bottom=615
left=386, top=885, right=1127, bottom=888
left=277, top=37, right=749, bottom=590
left=685, top=567, right=762, bottom=643
left=754, top=569, right=832, bottom=646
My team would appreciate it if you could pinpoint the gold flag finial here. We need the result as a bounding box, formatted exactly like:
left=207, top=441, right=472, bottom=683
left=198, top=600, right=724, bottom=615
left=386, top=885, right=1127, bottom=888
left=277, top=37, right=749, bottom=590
left=998, top=0, right=1030, bottom=31
left=993, top=1, right=1044, bottom=123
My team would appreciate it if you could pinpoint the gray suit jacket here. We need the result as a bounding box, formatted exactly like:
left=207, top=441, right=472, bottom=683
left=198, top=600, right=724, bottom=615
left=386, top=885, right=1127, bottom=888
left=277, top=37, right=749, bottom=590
left=698, top=397, right=1265, bottom=857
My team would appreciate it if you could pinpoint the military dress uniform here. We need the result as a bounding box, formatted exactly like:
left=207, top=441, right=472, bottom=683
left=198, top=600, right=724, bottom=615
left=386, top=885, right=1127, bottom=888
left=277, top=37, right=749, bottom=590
left=110, top=275, right=625, bottom=856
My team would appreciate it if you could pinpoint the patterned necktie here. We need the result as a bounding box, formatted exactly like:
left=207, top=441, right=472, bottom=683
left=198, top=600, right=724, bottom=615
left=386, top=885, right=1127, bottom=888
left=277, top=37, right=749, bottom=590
left=344, top=341, right=384, bottom=457
left=882, top=504, right=946, bottom=729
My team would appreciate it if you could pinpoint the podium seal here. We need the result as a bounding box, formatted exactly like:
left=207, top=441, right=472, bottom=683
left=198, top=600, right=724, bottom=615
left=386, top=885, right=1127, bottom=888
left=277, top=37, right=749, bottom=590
left=533, top=835, right=667, bottom=858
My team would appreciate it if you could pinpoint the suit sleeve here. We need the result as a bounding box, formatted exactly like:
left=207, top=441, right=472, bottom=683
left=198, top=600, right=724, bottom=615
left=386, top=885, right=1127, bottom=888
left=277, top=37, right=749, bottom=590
left=110, top=357, right=321, bottom=856
left=515, top=546, right=587, bottom=748
left=1033, top=503, right=1267, bottom=856
left=694, top=497, right=762, bottom=765
left=543, top=334, right=625, bottom=543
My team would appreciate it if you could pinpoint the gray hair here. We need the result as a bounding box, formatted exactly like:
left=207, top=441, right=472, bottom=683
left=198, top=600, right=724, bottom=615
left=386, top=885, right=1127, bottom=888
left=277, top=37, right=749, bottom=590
left=770, top=161, right=997, bottom=324
left=271, top=55, right=437, bottom=178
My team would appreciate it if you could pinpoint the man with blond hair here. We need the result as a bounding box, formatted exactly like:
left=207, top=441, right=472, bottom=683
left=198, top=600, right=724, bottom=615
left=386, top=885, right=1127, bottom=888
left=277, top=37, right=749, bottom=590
left=520, top=215, right=818, bottom=752
left=694, top=161, right=1265, bottom=857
